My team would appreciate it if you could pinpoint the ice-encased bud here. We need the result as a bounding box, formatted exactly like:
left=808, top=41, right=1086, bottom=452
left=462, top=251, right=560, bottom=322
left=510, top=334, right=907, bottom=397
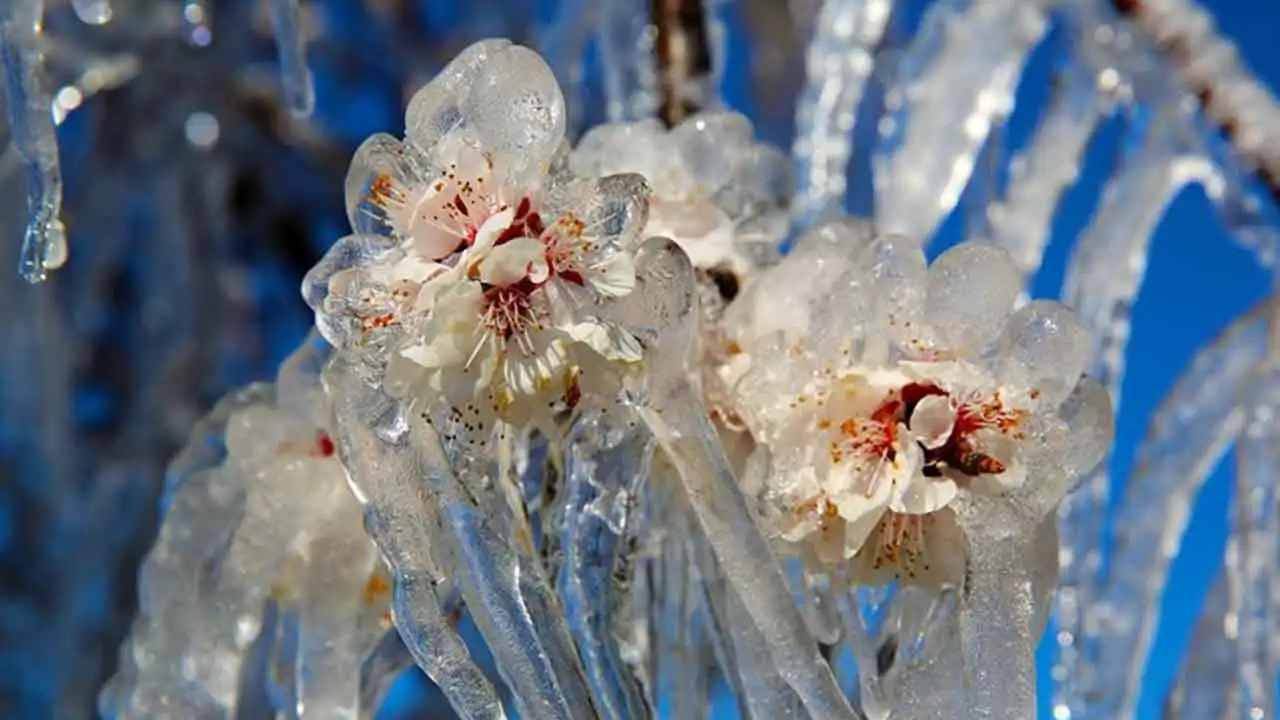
left=668, top=111, right=755, bottom=194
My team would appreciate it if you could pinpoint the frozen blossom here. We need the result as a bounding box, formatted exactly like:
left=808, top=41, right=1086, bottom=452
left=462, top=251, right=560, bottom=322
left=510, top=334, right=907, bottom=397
left=719, top=219, right=1111, bottom=589
left=570, top=110, right=791, bottom=448
left=106, top=339, right=387, bottom=719
left=305, top=39, right=653, bottom=433
left=65, top=9, right=1280, bottom=720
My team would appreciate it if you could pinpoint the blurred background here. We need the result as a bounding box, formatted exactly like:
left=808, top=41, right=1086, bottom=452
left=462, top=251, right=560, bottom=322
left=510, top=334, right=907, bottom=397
left=0, top=0, right=1277, bottom=717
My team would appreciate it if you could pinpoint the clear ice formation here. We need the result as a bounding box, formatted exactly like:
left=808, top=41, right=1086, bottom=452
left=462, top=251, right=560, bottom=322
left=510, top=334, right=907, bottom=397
left=267, top=0, right=315, bottom=117
left=1, top=0, right=68, bottom=283
left=68, top=0, right=1280, bottom=716
left=874, top=0, right=1047, bottom=245
left=790, top=0, right=893, bottom=229
left=103, top=337, right=390, bottom=719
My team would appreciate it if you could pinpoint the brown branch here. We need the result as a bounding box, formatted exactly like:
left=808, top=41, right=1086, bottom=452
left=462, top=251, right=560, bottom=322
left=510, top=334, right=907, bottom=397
left=652, top=0, right=713, bottom=128
left=1112, top=0, right=1280, bottom=203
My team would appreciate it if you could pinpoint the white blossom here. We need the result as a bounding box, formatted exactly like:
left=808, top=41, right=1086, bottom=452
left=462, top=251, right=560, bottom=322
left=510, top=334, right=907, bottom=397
left=723, top=223, right=1103, bottom=589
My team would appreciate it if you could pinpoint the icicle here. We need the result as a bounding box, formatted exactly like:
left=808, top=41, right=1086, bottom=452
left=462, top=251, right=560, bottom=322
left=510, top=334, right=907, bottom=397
left=266, top=0, right=315, bottom=118
left=987, top=66, right=1104, bottom=292
left=429, top=426, right=598, bottom=719
left=560, top=407, right=654, bottom=720
left=622, top=239, right=856, bottom=720
left=0, top=0, right=68, bottom=283
left=663, top=519, right=718, bottom=720
left=599, top=0, right=658, bottom=121
left=1088, top=301, right=1271, bottom=719
left=680, top=485, right=803, bottom=719
left=1164, top=572, right=1235, bottom=719
left=844, top=583, right=961, bottom=718
left=790, top=0, right=894, bottom=229
left=956, top=503, right=1039, bottom=720
left=1227, top=297, right=1280, bottom=720
left=323, top=362, right=508, bottom=720
left=873, top=0, right=1047, bottom=245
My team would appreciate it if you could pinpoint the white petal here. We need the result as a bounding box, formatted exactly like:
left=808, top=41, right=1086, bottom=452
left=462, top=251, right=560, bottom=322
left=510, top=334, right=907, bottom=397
left=389, top=256, right=447, bottom=284
left=588, top=249, right=637, bottom=297
left=830, top=487, right=888, bottom=557
left=890, top=475, right=958, bottom=515
left=565, top=319, right=644, bottom=362
left=472, top=207, right=517, bottom=253
left=383, top=347, right=427, bottom=398
left=909, top=395, right=955, bottom=450
left=502, top=333, right=569, bottom=398
left=417, top=283, right=485, bottom=368
left=414, top=265, right=460, bottom=312
left=479, top=236, right=544, bottom=286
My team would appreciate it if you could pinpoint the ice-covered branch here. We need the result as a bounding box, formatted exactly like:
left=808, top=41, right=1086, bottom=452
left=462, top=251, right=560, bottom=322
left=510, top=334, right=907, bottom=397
left=1092, top=301, right=1272, bottom=719
left=791, top=0, right=893, bottom=229
left=987, top=64, right=1105, bottom=292
left=560, top=408, right=655, bottom=720
left=874, top=0, right=1047, bottom=244
left=1164, top=572, right=1235, bottom=719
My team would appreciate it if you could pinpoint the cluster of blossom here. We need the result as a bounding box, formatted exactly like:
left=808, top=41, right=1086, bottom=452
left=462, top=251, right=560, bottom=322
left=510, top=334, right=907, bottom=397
left=114, top=37, right=1124, bottom=720
left=101, top=337, right=393, bottom=719
left=719, top=224, right=1113, bottom=588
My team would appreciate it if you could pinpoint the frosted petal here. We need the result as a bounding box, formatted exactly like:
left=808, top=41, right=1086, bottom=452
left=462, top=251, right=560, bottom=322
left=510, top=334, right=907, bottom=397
left=997, top=300, right=1092, bottom=407
left=858, top=232, right=928, bottom=363
left=570, top=120, right=670, bottom=180
left=1056, top=376, right=1115, bottom=481
left=923, top=242, right=1020, bottom=357
left=301, top=234, right=402, bottom=362
left=344, top=134, right=436, bottom=239
left=405, top=39, right=512, bottom=150
left=463, top=45, right=566, bottom=187
left=669, top=111, right=754, bottom=194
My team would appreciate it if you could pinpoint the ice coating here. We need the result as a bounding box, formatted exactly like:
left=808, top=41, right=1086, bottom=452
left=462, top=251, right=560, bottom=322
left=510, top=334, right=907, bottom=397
left=103, top=342, right=386, bottom=719
left=713, top=219, right=1110, bottom=714
left=1, top=0, right=68, bottom=283
left=67, top=15, right=1280, bottom=720
left=720, top=222, right=1105, bottom=587
left=307, top=40, right=654, bottom=435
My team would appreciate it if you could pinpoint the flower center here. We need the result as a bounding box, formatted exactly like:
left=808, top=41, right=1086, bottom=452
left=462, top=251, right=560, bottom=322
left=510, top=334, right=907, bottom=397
left=820, top=376, right=1023, bottom=480
left=868, top=511, right=929, bottom=569
left=480, top=284, right=539, bottom=349
left=492, top=197, right=547, bottom=247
